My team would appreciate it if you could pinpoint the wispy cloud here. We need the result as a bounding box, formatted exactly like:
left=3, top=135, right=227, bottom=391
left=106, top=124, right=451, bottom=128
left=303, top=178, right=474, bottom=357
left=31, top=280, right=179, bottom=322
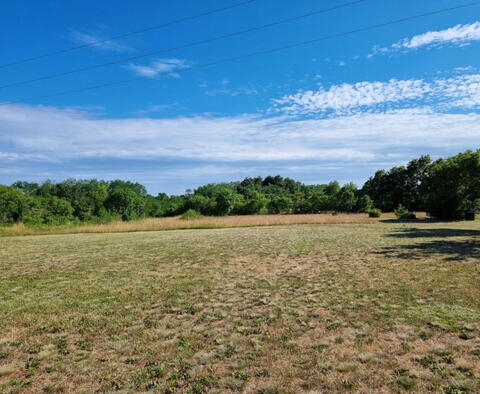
left=200, top=78, right=260, bottom=97
left=1, top=103, right=479, bottom=164
left=71, top=30, right=130, bottom=52
left=2, top=66, right=480, bottom=193
left=134, top=104, right=175, bottom=116
left=395, top=22, right=480, bottom=50
left=206, top=86, right=259, bottom=97
left=370, top=22, right=480, bottom=57
left=272, top=74, right=480, bottom=116
left=1, top=102, right=480, bottom=193
left=126, top=59, right=190, bottom=78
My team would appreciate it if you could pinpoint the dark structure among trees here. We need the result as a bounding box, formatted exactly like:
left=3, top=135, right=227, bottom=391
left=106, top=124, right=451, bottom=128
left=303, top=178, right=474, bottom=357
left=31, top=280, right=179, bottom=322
left=0, top=150, right=479, bottom=225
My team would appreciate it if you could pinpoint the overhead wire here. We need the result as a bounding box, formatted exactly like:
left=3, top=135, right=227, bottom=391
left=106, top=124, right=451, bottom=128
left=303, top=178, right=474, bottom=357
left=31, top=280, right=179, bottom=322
left=2, top=1, right=480, bottom=105
left=0, top=0, right=259, bottom=69
left=0, top=0, right=365, bottom=90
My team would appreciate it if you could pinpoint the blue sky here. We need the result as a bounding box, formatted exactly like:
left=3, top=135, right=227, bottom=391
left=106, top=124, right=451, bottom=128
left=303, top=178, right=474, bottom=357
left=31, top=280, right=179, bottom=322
left=1, top=0, right=480, bottom=194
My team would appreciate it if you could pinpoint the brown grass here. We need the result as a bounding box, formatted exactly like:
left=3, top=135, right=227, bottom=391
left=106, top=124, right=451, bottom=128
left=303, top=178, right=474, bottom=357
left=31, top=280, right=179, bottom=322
left=0, top=212, right=412, bottom=237
left=0, top=219, right=478, bottom=392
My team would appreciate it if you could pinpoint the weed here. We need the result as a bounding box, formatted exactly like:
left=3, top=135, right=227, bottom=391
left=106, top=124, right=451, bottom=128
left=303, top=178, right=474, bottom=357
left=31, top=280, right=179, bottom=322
left=189, top=375, right=216, bottom=393
left=397, top=376, right=417, bottom=390
left=54, top=337, right=69, bottom=355
left=257, top=388, right=280, bottom=394
left=232, top=370, right=250, bottom=380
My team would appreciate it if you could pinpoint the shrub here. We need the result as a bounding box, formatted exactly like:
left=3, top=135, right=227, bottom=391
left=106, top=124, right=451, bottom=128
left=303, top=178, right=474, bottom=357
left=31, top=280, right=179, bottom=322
left=0, top=185, right=30, bottom=225
left=267, top=195, right=293, bottom=214
left=105, top=188, right=145, bottom=221
left=394, top=204, right=416, bottom=220
left=367, top=208, right=382, bottom=218
left=180, top=209, right=203, bottom=220
left=357, top=195, right=373, bottom=212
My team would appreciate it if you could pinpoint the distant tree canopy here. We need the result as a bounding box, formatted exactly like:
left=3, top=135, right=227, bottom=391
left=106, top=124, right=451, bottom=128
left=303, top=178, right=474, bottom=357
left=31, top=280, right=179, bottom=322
left=423, top=150, right=480, bottom=220
left=361, top=155, right=432, bottom=212
left=0, top=150, right=478, bottom=225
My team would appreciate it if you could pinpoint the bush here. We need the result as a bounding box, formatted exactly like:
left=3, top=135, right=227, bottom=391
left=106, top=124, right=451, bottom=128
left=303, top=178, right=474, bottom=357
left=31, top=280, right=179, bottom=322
left=105, top=188, right=145, bottom=221
left=357, top=195, right=373, bottom=213
left=180, top=209, right=203, bottom=220
left=0, top=185, right=29, bottom=225
left=367, top=208, right=382, bottom=218
left=394, top=204, right=416, bottom=220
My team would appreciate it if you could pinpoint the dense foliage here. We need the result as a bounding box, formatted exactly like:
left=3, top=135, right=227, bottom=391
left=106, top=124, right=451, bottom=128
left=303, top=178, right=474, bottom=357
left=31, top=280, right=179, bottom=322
left=422, top=150, right=480, bottom=220
left=0, top=150, right=478, bottom=225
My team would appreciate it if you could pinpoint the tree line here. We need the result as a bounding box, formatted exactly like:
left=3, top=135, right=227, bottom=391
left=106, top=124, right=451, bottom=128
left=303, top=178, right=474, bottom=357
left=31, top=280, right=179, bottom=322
left=0, top=150, right=478, bottom=226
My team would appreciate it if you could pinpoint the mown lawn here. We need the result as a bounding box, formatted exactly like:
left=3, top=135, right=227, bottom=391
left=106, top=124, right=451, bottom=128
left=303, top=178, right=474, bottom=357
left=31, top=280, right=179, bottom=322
left=0, top=220, right=479, bottom=393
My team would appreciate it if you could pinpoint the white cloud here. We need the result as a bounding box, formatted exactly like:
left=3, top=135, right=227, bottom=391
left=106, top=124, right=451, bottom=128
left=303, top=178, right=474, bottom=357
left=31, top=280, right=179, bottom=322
left=134, top=104, right=175, bottom=116
left=126, top=59, right=190, bottom=78
left=2, top=66, right=480, bottom=192
left=394, top=22, right=480, bottom=50
left=71, top=30, right=129, bottom=52
left=206, top=86, right=259, bottom=97
left=1, top=104, right=479, bottom=166
left=200, top=78, right=260, bottom=97
left=273, top=74, right=480, bottom=115
left=370, top=22, right=480, bottom=56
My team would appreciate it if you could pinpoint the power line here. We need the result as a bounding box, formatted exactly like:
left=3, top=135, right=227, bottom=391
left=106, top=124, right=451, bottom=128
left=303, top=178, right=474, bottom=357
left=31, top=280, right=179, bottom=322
left=2, top=1, right=480, bottom=106
left=0, top=0, right=259, bottom=69
left=0, top=1, right=365, bottom=90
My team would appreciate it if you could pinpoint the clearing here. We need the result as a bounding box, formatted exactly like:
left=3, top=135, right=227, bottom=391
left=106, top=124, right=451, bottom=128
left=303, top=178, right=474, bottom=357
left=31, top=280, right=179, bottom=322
left=0, top=218, right=479, bottom=393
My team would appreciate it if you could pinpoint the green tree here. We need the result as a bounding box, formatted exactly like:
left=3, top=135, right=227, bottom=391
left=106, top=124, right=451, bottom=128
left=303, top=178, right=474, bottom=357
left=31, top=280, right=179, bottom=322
left=106, top=188, right=145, bottom=221
left=236, top=191, right=268, bottom=214
left=0, top=185, right=28, bottom=224
left=308, top=188, right=330, bottom=212
left=335, top=183, right=358, bottom=212
left=268, top=195, right=293, bottom=214
left=423, top=150, right=480, bottom=219
left=211, top=187, right=238, bottom=216
left=356, top=195, right=373, bottom=213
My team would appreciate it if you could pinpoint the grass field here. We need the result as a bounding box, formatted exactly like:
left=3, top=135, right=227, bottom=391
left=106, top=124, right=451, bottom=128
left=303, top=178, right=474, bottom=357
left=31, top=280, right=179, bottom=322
left=0, top=219, right=479, bottom=393
left=0, top=213, right=409, bottom=237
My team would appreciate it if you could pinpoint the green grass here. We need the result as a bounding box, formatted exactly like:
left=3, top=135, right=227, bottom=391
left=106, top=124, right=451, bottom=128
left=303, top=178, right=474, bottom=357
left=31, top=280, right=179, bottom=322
left=0, top=220, right=479, bottom=392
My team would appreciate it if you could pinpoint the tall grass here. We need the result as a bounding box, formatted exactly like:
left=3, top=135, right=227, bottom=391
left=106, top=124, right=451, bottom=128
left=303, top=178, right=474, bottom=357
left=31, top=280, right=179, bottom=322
left=0, top=213, right=406, bottom=237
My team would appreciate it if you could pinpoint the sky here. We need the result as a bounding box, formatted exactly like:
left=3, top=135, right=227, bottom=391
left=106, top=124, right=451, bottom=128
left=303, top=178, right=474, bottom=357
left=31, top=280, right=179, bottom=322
left=1, top=0, right=480, bottom=195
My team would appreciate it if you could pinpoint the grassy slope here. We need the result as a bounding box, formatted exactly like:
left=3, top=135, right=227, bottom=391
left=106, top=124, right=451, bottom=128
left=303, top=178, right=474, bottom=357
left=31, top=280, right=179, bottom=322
left=0, top=220, right=479, bottom=393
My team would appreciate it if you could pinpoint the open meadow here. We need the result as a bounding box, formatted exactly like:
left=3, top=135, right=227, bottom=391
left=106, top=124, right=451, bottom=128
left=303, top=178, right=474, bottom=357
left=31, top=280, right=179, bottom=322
left=0, top=213, right=398, bottom=238
left=0, top=218, right=479, bottom=393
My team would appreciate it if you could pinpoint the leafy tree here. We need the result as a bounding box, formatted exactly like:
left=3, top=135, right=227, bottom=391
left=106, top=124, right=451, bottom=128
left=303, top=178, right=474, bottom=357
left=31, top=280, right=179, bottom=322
left=308, top=188, right=330, bottom=212
left=162, top=195, right=186, bottom=216
left=362, top=156, right=432, bottom=212
left=186, top=194, right=212, bottom=214
left=423, top=150, right=480, bottom=219
left=12, top=181, right=40, bottom=195
left=55, top=179, right=109, bottom=220
left=211, top=187, right=238, bottom=216
left=394, top=204, right=415, bottom=220
left=324, top=181, right=341, bottom=197
left=144, top=195, right=167, bottom=217
left=236, top=191, right=268, bottom=215
left=356, top=195, right=373, bottom=213
left=1, top=150, right=477, bottom=224
left=22, top=196, right=74, bottom=225
left=268, top=195, right=293, bottom=214
left=106, top=187, right=145, bottom=221
left=335, top=183, right=358, bottom=212
left=0, top=185, right=28, bottom=224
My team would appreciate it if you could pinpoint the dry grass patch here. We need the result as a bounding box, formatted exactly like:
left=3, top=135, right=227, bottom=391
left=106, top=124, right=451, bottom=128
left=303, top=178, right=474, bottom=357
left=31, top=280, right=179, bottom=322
left=0, top=219, right=478, bottom=392
left=0, top=212, right=408, bottom=237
